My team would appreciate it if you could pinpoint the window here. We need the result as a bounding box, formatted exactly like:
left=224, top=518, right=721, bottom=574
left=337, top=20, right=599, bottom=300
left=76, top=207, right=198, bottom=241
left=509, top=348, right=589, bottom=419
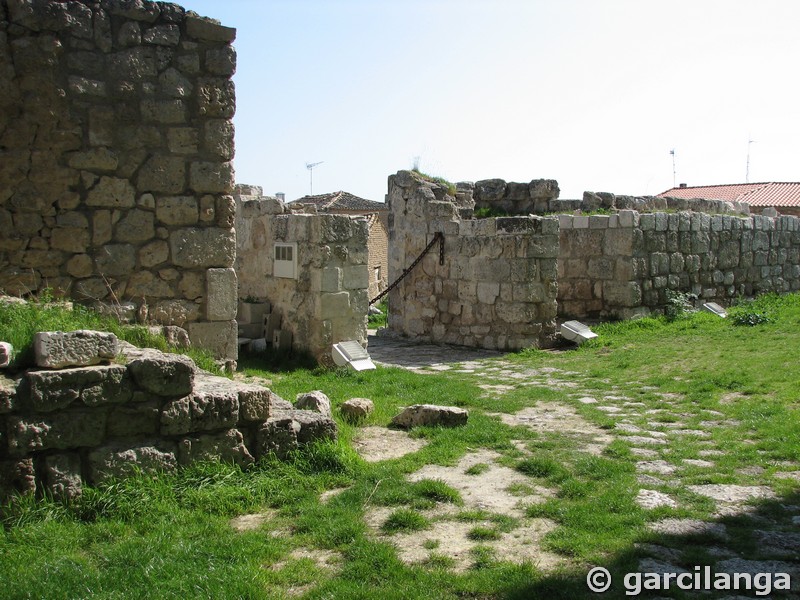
left=373, top=266, right=381, bottom=283
left=273, top=243, right=297, bottom=279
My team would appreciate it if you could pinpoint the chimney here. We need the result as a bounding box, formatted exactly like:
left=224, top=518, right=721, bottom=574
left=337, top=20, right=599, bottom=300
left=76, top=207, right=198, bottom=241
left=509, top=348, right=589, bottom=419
left=679, top=183, right=687, bottom=189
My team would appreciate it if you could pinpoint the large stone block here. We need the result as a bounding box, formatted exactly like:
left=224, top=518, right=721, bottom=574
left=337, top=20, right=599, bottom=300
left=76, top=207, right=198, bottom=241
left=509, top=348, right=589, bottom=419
left=189, top=161, right=233, bottom=193
left=170, top=227, right=235, bottom=268
left=258, top=409, right=338, bottom=459
left=127, top=350, right=195, bottom=396
left=24, top=364, right=130, bottom=412
left=137, top=155, right=186, bottom=194
left=107, top=401, right=160, bottom=438
left=86, top=176, right=135, bottom=208
left=0, top=458, right=35, bottom=500
left=7, top=409, right=107, bottom=456
left=603, top=281, right=642, bottom=307
left=43, top=453, right=83, bottom=500
left=186, top=15, right=236, bottom=42
left=161, top=375, right=239, bottom=435
left=186, top=320, right=237, bottom=361
left=294, top=390, right=332, bottom=418
left=34, top=330, right=118, bottom=369
left=178, top=428, right=253, bottom=467
left=390, top=404, right=468, bottom=429
left=232, top=381, right=278, bottom=422
left=206, top=268, right=237, bottom=321
left=88, top=442, right=178, bottom=485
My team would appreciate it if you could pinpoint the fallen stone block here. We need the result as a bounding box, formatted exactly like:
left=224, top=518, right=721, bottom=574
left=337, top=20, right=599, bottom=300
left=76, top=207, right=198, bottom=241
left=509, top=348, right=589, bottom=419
left=340, top=398, right=374, bottom=423
left=34, top=330, right=119, bottom=368
left=89, top=442, right=178, bottom=485
left=127, top=349, right=195, bottom=396
left=179, top=428, right=254, bottom=467
left=295, top=390, right=332, bottom=418
left=390, top=404, right=469, bottom=429
left=258, top=409, right=338, bottom=459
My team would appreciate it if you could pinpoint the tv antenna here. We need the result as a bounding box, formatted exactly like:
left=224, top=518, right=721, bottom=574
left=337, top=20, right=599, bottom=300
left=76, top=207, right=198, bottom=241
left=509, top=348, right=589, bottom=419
left=670, top=149, right=676, bottom=187
left=306, top=161, right=323, bottom=195
left=746, top=137, right=755, bottom=183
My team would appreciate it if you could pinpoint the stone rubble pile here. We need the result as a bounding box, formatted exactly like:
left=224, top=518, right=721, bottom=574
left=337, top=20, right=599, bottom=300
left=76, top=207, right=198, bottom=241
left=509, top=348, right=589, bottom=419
left=0, top=330, right=337, bottom=501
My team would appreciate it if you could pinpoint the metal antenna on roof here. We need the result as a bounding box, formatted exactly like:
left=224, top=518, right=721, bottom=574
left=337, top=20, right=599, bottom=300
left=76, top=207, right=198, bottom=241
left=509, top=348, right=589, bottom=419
left=306, top=161, right=323, bottom=195
left=670, top=149, right=676, bottom=187
left=746, top=137, right=755, bottom=183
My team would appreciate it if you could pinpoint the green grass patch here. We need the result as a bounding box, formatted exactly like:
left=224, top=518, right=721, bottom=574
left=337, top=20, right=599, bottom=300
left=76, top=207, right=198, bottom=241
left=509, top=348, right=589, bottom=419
left=381, top=509, right=431, bottom=534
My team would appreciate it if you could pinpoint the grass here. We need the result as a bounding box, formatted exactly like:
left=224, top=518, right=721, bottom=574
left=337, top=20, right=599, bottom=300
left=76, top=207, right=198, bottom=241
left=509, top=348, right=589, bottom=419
left=367, top=299, right=388, bottom=329
left=0, top=292, right=221, bottom=374
left=1, top=292, right=799, bottom=598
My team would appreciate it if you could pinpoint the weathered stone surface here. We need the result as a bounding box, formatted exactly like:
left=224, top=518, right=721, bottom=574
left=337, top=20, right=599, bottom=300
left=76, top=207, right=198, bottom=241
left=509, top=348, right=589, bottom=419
left=89, top=442, right=178, bottom=485
left=187, top=320, right=237, bottom=362
left=206, top=267, right=237, bottom=321
left=86, top=176, right=135, bottom=208
left=156, top=195, right=198, bottom=226
left=294, top=390, right=332, bottom=418
left=232, top=381, right=277, bottom=422
left=340, top=398, right=374, bottom=423
left=161, top=375, right=239, bottom=435
left=186, top=15, right=236, bottom=42
left=179, top=428, right=253, bottom=467
left=258, top=409, right=338, bottom=459
left=0, top=458, right=35, bottom=499
left=0, top=342, right=12, bottom=368
left=34, top=330, right=118, bottom=369
left=44, top=453, right=83, bottom=500
left=390, top=404, right=469, bottom=429
left=126, top=349, right=195, bottom=396
left=0, top=374, right=17, bottom=412
left=170, top=227, right=235, bottom=268
left=189, top=160, right=233, bottom=193
left=25, top=364, right=130, bottom=412
left=8, top=410, right=106, bottom=455
left=107, top=400, right=160, bottom=438
left=137, top=155, right=186, bottom=194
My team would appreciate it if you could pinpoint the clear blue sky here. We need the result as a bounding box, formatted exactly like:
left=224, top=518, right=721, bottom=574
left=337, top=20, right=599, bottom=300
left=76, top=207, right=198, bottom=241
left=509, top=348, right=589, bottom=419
left=180, top=0, right=800, bottom=202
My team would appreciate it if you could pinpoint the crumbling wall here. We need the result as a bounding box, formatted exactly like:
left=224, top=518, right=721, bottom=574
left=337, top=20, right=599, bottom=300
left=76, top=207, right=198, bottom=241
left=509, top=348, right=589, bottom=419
left=0, top=0, right=238, bottom=360
left=388, top=172, right=800, bottom=351
left=386, top=171, right=559, bottom=350
left=0, top=330, right=336, bottom=502
left=234, top=189, right=369, bottom=363
left=558, top=210, right=800, bottom=319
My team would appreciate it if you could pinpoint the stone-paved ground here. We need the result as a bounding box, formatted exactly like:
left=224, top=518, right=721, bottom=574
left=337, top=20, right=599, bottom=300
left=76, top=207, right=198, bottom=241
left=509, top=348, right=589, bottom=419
left=365, top=333, right=800, bottom=596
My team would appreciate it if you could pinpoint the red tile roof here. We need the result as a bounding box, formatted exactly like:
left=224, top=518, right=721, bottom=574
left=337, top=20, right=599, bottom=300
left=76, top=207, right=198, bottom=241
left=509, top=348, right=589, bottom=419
left=291, top=191, right=387, bottom=212
left=657, top=183, right=800, bottom=208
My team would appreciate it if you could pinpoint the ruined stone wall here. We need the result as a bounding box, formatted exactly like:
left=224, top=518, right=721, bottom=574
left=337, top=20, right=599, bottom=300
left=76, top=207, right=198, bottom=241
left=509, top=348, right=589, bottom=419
left=0, top=0, right=237, bottom=360
left=558, top=210, right=800, bottom=319
left=234, top=191, right=369, bottom=362
left=0, top=332, right=336, bottom=502
left=388, top=172, right=800, bottom=351
left=386, top=171, right=559, bottom=350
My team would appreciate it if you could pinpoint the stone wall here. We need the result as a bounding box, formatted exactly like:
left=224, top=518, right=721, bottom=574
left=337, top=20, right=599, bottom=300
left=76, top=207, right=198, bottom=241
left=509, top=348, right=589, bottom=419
left=0, top=0, right=238, bottom=360
left=388, top=172, right=800, bottom=350
left=386, top=171, right=559, bottom=350
left=558, top=210, right=800, bottom=319
left=234, top=189, right=370, bottom=362
left=0, top=330, right=336, bottom=501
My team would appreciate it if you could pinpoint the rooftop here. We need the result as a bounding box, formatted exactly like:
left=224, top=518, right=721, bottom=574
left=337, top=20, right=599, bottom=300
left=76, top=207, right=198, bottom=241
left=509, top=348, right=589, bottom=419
left=291, top=191, right=387, bottom=213
left=657, top=182, right=800, bottom=208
